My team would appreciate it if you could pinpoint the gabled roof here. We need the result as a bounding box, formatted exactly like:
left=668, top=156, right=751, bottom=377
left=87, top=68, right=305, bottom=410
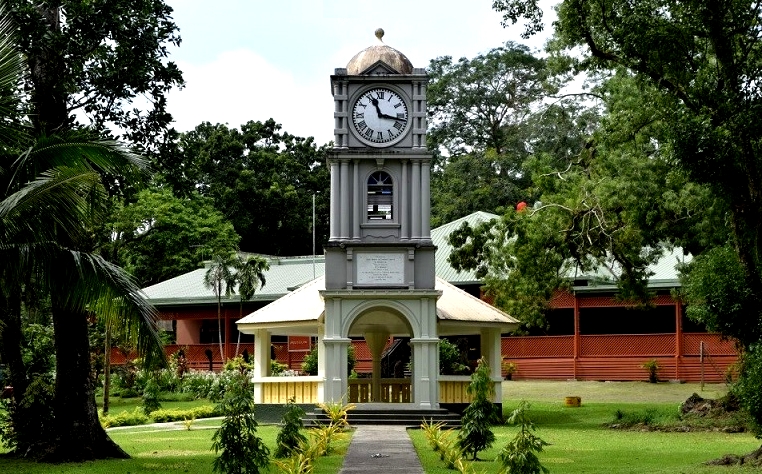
left=235, top=275, right=518, bottom=335
left=140, top=256, right=325, bottom=306
left=431, top=211, right=498, bottom=284
left=140, top=211, right=689, bottom=307
left=141, top=212, right=496, bottom=306
left=570, top=246, right=691, bottom=292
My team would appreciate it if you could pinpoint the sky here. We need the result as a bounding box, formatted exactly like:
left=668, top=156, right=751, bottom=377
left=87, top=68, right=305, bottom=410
left=163, top=0, right=556, bottom=147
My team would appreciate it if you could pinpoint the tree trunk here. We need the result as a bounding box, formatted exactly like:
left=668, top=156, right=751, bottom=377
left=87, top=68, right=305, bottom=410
left=27, top=4, right=69, bottom=136
left=0, top=289, right=28, bottom=401
left=44, top=306, right=129, bottom=461
left=102, top=325, right=111, bottom=415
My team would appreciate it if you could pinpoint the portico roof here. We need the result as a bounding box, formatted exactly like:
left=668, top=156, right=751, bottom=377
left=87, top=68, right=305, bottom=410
left=235, top=275, right=518, bottom=336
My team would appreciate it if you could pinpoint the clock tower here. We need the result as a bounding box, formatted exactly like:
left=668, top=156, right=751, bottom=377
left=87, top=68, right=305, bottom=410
left=321, top=30, right=440, bottom=408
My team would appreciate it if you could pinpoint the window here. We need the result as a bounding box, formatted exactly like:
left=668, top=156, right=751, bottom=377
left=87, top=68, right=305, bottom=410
left=367, top=171, right=393, bottom=220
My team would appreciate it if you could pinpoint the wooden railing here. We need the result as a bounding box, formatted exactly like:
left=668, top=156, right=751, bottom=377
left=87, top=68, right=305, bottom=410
left=254, top=377, right=322, bottom=404
left=347, top=379, right=411, bottom=403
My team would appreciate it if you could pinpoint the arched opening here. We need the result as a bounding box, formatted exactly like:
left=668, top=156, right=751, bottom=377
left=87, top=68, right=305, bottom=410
left=347, top=306, right=413, bottom=402
left=367, top=170, right=393, bottom=220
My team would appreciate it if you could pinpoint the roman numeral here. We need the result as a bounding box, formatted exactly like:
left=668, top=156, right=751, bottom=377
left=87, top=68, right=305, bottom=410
left=354, top=112, right=364, bottom=119
left=393, top=102, right=403, bottom=108
left=357, top=121, right=367, bottom=131
left=376, top=131, right=383, bottom=140
left=363, top=127, right=373, bottom=138
left=377, top=91, right=385, bottom=99
left=393, top=121, right=404, bottom=130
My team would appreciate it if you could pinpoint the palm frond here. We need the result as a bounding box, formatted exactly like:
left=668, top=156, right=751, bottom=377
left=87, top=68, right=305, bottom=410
left=0, top=2, right=28, bottom=150
left=0, top=165, right=104, bottom=245
left=44, top=249, right=165, bottom=368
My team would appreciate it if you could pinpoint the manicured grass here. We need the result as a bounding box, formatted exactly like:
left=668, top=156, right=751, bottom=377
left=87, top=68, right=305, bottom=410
left=0, top=423, right=352, bottom=473
left=411, top=382, right=761, bottom=473
left=2, top=381, right=759, bottom=473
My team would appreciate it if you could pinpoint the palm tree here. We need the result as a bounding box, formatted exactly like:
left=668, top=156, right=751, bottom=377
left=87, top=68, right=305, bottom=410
left=203, top=253, right=237, bottom=363
left=0, top=4, right=164, bottom=460
left=233, top=255, right=269, bottom=356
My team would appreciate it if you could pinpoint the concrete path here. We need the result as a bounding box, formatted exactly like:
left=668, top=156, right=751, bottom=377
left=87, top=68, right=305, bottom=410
left=338, top=425, right=424, bottom=473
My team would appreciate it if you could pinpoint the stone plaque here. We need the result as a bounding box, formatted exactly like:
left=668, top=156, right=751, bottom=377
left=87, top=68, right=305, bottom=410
left=356, top=252, right=405, bottom=285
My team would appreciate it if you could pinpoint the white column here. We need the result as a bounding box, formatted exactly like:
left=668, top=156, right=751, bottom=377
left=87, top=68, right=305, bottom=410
left=401, top=160, right=409, bottom=239
left=329, top=160, right=340, bottom=240
left=411, top=160, right=421, bottom=239
left=365, top=331, right=390, bottom=402
left=353, top=160, right=361, bottom=239
left=421, top=160, right=431, bottom=239
left=481, top=328, right=503, bottom=403
left=340, top=160, right=350, bottom=240
left=251, top=329, right=270, bottom=403
left=316, top=328, right=325, bottom=402
left=410, top=337, right=440, bottom=409
left=322, top=337, right=350, bottom=403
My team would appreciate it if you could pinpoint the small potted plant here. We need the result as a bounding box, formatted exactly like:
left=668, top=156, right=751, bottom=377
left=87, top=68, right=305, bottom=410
left=502, top=360, right=518, bottom=380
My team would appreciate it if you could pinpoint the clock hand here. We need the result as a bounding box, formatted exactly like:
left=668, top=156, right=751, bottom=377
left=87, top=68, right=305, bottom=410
left=370, top=97, right=383, bottom=117
left=380, top=112, right=406, bottom=121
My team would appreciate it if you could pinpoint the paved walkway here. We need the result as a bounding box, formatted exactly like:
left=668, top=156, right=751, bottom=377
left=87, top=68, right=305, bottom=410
left=338, top=425, right=424, bottom=473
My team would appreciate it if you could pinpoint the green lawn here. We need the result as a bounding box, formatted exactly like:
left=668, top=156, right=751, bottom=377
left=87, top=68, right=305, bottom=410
left=1, top=381, right=760, bottom=473
left=0, top=423, right=351, bottom=473
left=411, top=381, right=761, bottom=473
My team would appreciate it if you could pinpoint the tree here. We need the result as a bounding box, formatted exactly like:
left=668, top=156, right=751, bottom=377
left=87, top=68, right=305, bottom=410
left=449, top=72, right=726, bottom=332
left=204, top=254, right=237, bottom=362
left=492, top=0, right=762, bottom=336
left=498, top=401, right=550, bottom=474
left=427, top=44, right=589, bottom=226
left=212, top=371, right=271, bottom=474
left=6, top=0, right=183, bottom=149
left=0, top=137, right=164, bottom=460
left=156, top=120, right=330, bottom=255
left=0, top=0, right=179, bottom=461
left=457, top=357, right=499, bottom=460
left=109, top=187, right=240, bottom=286
left=492, top=0, right=762, bottom=451
left=232, top=255, right=269, bottom=356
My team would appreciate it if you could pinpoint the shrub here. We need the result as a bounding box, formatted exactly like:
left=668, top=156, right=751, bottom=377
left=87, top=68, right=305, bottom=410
left=732, top=343, right=762, bottom=436
left=0, top=374, right=55, bottom=452
left=150, top=405, right=218, bottom=423
left=211, top=372, right=270, bottom=474
left=641, top=359, right=661, bottom=383
left=498, top=401, right=549, bottom=474
left=301, top=345, right=356, bottom=376
left=440, top=338, right=470, bottom=375
left=274, top=398, right=307, bottom=458
left=457, top=357, right=498, bottom=460
left=180, top=370, right=217, bottom=399
left=99, top=408, right=150, bottom=428
left=271, top=359, right=288, bottom=375
left=141, top=377, right=162, bottom=415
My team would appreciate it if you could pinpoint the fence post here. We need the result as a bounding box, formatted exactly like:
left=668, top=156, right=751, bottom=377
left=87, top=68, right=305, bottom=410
left=700, top=341, right=704, bottom=391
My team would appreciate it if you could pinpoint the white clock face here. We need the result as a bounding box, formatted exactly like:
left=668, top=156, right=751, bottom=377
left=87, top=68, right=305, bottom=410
left=351, top=87, right=410, bottom=146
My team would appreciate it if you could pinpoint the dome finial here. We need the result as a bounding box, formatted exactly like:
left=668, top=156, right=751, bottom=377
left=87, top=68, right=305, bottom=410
left=375, top=28, right=384, bottom=42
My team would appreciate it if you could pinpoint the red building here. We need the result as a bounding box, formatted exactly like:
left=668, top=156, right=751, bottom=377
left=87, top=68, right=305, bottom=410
left=122, top=212, right=737, bottom=382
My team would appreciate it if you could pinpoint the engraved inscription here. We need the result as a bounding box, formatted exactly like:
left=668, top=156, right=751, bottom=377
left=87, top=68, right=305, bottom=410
left=356, top=253, right=405, bottom=285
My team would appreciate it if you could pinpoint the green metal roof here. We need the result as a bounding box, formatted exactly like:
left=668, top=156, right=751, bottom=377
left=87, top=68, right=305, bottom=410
left=431, top=211, right=498, bottom=284
left=140, top=255, right=326, bottom=306
left=141, top=212, right=689, bottom=306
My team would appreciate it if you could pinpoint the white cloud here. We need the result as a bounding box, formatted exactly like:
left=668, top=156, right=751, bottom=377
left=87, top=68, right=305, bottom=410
left=168, top=49, right=335, bottom=145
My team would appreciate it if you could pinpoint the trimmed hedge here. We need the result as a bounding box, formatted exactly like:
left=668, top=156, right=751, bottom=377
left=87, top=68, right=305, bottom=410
left=150, top=405, right=219, bottom=423
left=99, top=405, right=220, bottom=428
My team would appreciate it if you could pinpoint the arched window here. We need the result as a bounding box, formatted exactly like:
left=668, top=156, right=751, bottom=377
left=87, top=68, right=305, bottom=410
left=367, top=171, right=393, bottom=220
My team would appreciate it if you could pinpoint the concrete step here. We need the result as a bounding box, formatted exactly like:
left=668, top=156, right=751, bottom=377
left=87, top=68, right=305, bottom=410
left=303, top=405, right=462, bottom=429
